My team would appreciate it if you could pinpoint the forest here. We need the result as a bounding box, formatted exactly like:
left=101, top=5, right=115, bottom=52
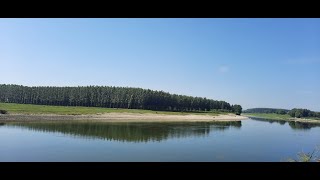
left=0, top=84, right=242, bottom=114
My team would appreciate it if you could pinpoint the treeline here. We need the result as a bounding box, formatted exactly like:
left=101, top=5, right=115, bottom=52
left=243, top=108, right=289, bottom=114
left=0, top=84, right=241, bottom=113
left=288, top=108, right=320, bottom=118
left=244, top=107, right=320, bottom=119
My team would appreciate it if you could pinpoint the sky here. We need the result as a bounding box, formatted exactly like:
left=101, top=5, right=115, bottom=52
left=1, top=18, right=320, bottom=111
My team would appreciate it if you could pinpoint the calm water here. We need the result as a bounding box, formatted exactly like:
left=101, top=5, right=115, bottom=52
left=0, top=118, right=319, bottom=162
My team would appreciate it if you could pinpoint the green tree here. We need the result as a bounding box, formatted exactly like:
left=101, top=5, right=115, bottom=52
left=232, top=104, right=242, bottom=115
left=0, top=84, right=238, bottom=113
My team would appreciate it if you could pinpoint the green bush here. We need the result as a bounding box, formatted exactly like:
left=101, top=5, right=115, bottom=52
left=232, top=105, right=242, bottom=115
left=0, top=109, right=8, bottom=114
left=287, top=146, right=320, bottom=162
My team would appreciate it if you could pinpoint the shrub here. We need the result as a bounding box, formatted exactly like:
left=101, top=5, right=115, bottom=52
left=0, top=110, right=8, bottom=114
left=287, top=146, right=320, bottom=162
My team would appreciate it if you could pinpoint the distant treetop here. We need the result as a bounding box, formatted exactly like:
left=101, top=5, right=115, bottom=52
left=243, top=108, right=289, bottom=114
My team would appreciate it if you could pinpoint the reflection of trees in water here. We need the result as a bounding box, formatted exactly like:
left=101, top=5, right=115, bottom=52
left=0, top=122, right=5, bottom=126
left=288, top=122, right=320, bottom=130
left=250, top=117, right=320, bottom=130
left=250, top=117, right=288, bottom=125
left=5, top=121, right=241, bottom=142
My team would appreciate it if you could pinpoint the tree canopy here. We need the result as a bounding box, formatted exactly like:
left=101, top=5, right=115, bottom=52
left=232, top=104, right=242, bottom=115
left=244, top=107, right=320, bottom=119
left=243, top=108, right=289, bottom=114
left=0, top=84, right=241, bottom=114
left=288, top=108, right=320, bottom=118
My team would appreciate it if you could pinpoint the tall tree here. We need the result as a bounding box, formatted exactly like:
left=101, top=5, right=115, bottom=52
left=232, top=104, right=242, bottom=115
left=0, top=84, right=239, bottom=113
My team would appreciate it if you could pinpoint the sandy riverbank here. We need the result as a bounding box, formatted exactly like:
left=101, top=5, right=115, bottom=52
left=0, top=113, right=247, bottom=122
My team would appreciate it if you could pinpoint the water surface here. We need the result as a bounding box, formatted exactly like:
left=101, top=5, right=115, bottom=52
left=0, top=118, right=319, bottom=161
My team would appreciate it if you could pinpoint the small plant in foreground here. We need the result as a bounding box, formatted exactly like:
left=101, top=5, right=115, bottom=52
left=287, top=146, right=320, bottom=162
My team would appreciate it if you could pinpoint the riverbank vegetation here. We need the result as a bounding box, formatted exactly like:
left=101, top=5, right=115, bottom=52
left=0, top=84, right=242, bottom=115
left=244, top=113, right=320, bottom=123
left=243, top=108, right=320, bottom=121
left=243, top=108, right=289, bottom=114
left=243, top=113, right=291, bottom=120
left=288, top=108, right=320, bottom=119
left=0, top=109, right=7, bottom=114
left=232, top=105, right=242, bottom=115
left=0, top=102, right=231, bottom=116
left=287, top=146, right=320, bottom=162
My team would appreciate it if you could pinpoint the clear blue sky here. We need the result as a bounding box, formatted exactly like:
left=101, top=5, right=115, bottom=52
left=1, top=18, right=320, bottom=111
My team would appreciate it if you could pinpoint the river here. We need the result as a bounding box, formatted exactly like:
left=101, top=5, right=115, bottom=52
left=0, top=118, right=319, bottom=161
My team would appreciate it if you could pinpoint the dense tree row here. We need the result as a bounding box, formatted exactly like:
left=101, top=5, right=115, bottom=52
left=0, top=84, right=240, bottom=113
left=243, top=108, right=289, bottom=114
left=288, top=108, right=320, bottom=118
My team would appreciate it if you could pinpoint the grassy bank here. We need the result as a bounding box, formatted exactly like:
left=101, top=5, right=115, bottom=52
left=243, top=113, right=290, bottom=120
left=243, top=113, right=320, bottom=122
left=0, top=103, right=229, bottom=116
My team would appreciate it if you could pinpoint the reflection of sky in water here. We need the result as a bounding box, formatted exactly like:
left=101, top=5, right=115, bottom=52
left=0, top=119, right=320, bottom=162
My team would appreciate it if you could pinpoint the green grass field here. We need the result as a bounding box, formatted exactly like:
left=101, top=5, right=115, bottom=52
left=0, top=103, right=229, bottom=116
left=244, top=113, right=320, bottom=120
left=304, top=117, right=320, bottom=120
left=243, top=113, right=291, bottom=120
left=243, top=113, right=320, bottom=122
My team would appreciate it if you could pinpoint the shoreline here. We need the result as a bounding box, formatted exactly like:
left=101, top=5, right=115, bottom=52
left=0, top=113, right=247, bottom=122
left=243, top=115, right=320, bottom=124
